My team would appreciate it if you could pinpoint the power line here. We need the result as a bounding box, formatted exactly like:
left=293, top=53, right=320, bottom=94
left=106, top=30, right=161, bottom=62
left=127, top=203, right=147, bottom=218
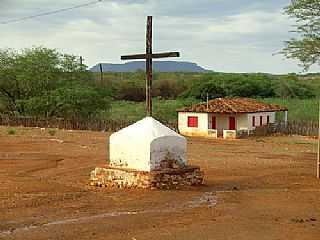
left=0, top=0, right=103, bottom=25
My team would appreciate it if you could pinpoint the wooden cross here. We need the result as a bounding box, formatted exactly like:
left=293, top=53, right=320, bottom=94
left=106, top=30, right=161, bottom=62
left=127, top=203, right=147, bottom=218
left=121, top=16, right=180, bottom=117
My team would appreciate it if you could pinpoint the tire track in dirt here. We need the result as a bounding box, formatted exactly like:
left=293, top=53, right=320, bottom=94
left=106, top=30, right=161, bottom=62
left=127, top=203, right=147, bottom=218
left=0, top=192, right=217, bottom=238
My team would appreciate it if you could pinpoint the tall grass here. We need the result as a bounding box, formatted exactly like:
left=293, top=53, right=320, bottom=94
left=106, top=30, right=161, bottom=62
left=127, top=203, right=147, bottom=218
left=108, top=98, right=319, bottom=123
left=263, top=98, right=318, bottom=122
left=108, top=98, right=199, bottom=122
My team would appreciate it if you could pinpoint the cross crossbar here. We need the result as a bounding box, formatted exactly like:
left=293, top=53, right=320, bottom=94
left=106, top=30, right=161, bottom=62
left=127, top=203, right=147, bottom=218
left=121, top=52, right=180, bottom=60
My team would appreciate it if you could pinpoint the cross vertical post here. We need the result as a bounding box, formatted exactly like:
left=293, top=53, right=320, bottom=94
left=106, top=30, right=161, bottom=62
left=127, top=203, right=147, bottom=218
left=146, top=16, right=153, bottom=116
left=121, top=16, right=180, bottom=117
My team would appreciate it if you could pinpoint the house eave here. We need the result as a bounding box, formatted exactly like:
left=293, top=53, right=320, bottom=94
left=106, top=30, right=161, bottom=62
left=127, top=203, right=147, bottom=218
left=176, top=109, right=288, bottom=114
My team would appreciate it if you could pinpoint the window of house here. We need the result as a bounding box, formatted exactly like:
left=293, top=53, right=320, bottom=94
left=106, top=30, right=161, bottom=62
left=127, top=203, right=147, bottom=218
left=252, top=116, right=256, bottom=127
left=188, top=116, right=198, bottom=128
left=267, top=115, right=270, bottom=124
left=260, top=116, right=263, bottom=126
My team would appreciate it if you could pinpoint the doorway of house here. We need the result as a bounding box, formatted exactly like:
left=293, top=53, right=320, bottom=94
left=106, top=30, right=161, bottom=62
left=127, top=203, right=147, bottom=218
left=212, top=116, right=216, bottom=129
left=229, top=116, right=236, bottom=130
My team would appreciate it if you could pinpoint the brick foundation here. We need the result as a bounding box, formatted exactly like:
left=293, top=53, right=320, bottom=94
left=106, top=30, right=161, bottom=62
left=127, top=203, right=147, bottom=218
left=90, top=165, right=204, bottom=190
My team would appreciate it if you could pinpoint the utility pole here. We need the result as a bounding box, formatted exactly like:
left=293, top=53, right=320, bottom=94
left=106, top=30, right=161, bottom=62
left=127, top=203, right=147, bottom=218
left=79, top=56, right=84, bottom=71
left=99, top=63, right=103, bottom=84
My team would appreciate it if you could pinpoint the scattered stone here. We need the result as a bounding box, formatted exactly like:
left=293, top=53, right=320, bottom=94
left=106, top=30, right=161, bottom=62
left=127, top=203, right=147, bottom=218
left=186, top=192, right=217, bottom=208
left=291, top=218, right=317, bottom=224
left=291, top=218, right=304, bottom=223
left=49, top=139, right=64, bottom=144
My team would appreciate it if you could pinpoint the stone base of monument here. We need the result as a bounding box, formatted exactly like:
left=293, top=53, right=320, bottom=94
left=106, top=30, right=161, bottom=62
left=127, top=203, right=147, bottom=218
left=89, top=165, right=204, bottom=190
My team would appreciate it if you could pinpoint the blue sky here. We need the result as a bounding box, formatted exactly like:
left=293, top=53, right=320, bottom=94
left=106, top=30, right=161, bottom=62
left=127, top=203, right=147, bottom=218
left=1, top=0, right=319, bottom=73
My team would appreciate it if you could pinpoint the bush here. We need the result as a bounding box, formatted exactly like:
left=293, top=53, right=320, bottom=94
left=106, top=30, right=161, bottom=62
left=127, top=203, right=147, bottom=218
left=113, top=80, right=145, bottom=102
left=153, top=79, right=186, bottom=99
left=22, top=82, right=111, bottom=119
left=48, top=129, right=57, bottom=136
left=7, top=128, right=16, bottom=135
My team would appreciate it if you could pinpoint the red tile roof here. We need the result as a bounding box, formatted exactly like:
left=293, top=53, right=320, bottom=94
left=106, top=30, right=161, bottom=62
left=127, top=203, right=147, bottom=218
left=177, top=98, right=288, bottom=114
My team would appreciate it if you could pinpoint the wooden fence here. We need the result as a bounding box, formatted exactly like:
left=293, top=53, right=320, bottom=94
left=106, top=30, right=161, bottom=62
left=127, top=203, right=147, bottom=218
left=1, top=116, right=316, bottom=137
left=0, top=115, right=178, bottom=132
left=254, top=121, right=319, bottom=137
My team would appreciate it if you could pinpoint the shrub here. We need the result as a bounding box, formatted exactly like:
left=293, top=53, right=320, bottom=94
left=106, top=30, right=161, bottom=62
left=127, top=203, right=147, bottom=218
left=48, top=129, right=57, bottom=136
left=7, top=128, right=16, bottom=135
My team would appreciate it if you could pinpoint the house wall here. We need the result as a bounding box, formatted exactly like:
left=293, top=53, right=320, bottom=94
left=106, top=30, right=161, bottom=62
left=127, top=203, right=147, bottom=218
left=209, top=113, right=246, bottom=135
left=212, top=112, right=276, bottom=132
left=247, top=112, right=276, bottom=131
left=215, top=115, right=229, bottom=132
left=178, top=112, right=209, bottom=137
left=237, top=114, right=249, bottom=131
left=178, top=111, right=277, bottom=138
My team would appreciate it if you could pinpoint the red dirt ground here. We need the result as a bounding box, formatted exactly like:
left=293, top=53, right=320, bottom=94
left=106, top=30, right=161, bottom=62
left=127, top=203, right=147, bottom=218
left=0, top=126, right=319, bottom=240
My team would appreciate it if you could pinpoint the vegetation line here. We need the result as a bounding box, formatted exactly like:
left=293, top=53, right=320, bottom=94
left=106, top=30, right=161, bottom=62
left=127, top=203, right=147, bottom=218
left=0, top=47, right=319, bottom=123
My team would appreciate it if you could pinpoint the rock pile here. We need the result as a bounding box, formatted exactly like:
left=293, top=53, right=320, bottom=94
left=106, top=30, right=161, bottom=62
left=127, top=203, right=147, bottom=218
left=90, top=165, right=204, bottom=190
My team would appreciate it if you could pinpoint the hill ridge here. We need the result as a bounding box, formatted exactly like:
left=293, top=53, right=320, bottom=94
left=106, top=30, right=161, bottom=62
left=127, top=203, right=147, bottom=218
left=90, top=61, right=208, bottom=73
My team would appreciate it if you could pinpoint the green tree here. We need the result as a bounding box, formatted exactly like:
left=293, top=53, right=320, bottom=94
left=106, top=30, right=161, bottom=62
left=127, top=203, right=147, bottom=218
left=282, top=0, right=320, bottom=70
left=180, top=73, right=277, bottom=100
left=0, top=47, right=109, bottom=118
left=273, top=74, right=315, bottom=98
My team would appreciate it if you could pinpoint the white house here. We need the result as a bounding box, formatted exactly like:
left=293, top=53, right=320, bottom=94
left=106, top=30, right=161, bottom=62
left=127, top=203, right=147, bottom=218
left=109, top=117, right=187, bottom=172
left=177, top=98, right=288, bottom=139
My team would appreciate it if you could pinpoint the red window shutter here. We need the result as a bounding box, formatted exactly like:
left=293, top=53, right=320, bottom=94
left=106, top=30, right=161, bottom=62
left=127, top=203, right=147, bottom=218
left=212, top=116, right=216, bottom=129
left=252, top=116, right=255, bottom=127
left=188, top=116, right=198, bottom=128
left=260, top=116, right=263, bottom=126
left=267, top=116, right=270, bottom=124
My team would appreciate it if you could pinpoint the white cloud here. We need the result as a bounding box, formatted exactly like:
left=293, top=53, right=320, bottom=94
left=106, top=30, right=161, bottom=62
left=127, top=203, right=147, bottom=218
left=207, top=11, right=290, bottom=34
left=0, top=0, right=319, bottom=73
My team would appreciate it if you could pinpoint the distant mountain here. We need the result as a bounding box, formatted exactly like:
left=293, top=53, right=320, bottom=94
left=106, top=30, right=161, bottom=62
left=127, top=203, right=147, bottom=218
left=90, top=61, right=208, bottom=73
